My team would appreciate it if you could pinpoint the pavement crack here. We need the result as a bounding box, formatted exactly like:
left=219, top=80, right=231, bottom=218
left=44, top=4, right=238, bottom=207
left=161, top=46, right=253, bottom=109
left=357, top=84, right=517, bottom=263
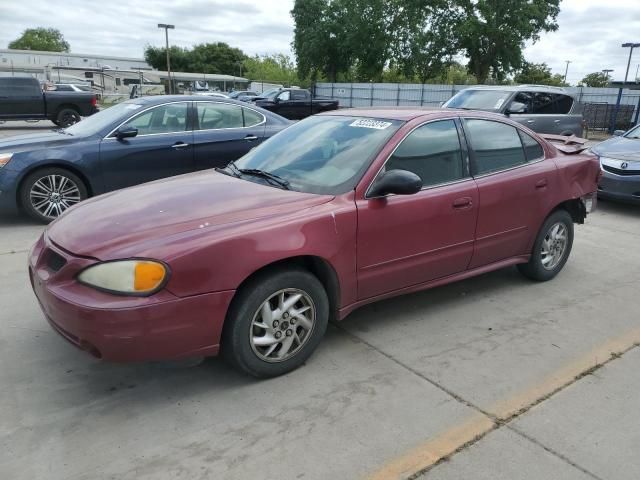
left=0, top=248, right=29, bottom=256
left=507, top=425, right=605, bottom=480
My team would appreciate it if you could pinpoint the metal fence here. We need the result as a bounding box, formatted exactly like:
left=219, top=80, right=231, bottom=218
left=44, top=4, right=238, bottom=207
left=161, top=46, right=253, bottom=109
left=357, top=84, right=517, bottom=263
left=314, top=82, right=640, bottom=130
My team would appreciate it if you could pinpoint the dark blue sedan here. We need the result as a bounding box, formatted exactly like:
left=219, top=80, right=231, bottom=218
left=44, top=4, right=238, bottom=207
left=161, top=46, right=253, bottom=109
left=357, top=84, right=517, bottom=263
left=0, top=95, right=291, bottom=222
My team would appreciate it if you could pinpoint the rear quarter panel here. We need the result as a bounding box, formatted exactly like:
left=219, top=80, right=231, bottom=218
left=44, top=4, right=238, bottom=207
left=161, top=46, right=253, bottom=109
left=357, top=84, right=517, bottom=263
left=551, top=148, right=600, bottom=199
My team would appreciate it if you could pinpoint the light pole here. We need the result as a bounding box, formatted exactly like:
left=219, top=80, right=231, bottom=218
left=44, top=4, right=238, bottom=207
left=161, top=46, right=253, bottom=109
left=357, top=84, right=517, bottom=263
left=157, top=23, right=175, bottom=94
left=622, top=43, right=640, bottom=83
left=602, top=69, right=613, bottom=84
left=563, top=60, right=571, bottom=84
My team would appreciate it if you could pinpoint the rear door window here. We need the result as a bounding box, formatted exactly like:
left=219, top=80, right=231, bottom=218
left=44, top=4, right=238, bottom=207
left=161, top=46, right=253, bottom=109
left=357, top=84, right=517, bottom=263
left=196, top=102, right=243, bottom=129
left=518, top=130, right=545, bottom=161
left=292, top=90, right=309, bottom=100
left=386, top=120, right=465, bottom=187
left=555, top=94, right=573, bottom=114
left=464, top=119, right=526, bottom=175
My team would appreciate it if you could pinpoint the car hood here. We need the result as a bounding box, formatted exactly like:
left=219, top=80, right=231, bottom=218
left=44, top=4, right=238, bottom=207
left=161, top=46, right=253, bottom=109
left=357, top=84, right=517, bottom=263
left=593, top=136, right=640, bottom=160
left=47, top=170, right=333, bottom=259
left=0, top=131, right=85, bottom=152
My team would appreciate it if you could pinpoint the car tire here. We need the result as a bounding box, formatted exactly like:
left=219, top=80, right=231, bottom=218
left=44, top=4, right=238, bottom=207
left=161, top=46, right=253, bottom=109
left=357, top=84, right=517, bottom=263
left=20, top=167, right=88, bottom=223
left=517, top=209, right=574, bottom=281
left=222, top=267, right=329, bottom=378
left=54, top=108, right=81, bottom=128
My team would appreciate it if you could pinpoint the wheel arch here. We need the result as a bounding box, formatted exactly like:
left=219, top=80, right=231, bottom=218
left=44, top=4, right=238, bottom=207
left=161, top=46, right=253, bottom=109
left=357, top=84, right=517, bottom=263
left=551, top=198, right=586, bottom=224
left=230, top=255, right=341, bottom=323
left=16, top=162, right=94, bottom=209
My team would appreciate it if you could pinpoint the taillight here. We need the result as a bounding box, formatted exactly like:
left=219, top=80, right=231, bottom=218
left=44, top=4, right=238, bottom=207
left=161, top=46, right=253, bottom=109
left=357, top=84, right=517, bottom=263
left=91, top=96, right=97, bottom=107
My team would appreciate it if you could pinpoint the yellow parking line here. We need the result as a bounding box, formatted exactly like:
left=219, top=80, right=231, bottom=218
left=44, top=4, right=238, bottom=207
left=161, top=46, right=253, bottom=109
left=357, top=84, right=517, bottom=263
left=367, top=413, right=495, bottom=480
left=366, top=327, right=640, bottom=480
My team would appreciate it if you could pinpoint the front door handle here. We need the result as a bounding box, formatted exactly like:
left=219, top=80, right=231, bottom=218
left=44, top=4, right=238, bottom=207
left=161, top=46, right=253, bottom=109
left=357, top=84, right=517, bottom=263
left=244, top=135, right=258, bottom=141
left=526, top=120, right=535, bottom=124
left=171, top=142, right=190, bottom=149
left=535, top=179, right=548, bottom=189
left=452, top=197, right=473, bottom=209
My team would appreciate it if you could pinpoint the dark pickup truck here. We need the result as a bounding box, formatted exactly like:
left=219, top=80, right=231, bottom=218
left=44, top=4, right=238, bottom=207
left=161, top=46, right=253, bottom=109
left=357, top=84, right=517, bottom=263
left=252, top=88, right=338, bottom=120
left=0, top=77, right=97, bottom=127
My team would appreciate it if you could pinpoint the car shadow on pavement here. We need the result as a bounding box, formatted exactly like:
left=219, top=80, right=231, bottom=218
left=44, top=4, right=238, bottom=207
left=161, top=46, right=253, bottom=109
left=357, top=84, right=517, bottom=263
left=596, top=198, right=640, bottom=218
left=0, top=213, right=42, bottom=226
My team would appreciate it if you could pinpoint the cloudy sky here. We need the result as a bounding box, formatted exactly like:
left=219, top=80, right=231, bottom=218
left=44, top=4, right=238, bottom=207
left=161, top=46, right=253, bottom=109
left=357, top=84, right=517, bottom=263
left=1, top=0, right=639, bottom=84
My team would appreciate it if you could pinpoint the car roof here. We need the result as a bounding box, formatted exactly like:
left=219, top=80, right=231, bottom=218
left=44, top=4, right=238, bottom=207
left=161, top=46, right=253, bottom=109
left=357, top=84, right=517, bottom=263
left=127, top=95, right=247, bottom=106
left=459, top=84, right=570, bottom=94
left=318, top=107, right=504, bottom=121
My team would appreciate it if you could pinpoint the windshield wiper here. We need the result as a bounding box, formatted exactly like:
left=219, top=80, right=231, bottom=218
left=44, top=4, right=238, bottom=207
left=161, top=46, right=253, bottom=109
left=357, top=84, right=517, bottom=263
left=238, top=168, right=290, bottom=190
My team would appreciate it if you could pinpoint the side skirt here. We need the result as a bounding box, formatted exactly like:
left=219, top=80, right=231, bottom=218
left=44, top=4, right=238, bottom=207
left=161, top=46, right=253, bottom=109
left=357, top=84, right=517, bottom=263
left=338, top=255, right=531, bottom=320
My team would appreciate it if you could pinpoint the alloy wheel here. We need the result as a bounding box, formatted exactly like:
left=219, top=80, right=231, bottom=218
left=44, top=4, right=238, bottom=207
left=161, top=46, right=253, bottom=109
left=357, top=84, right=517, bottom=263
left=250, top=288, right=316, bottom=363
left=29, top=174, right=81, bottom=219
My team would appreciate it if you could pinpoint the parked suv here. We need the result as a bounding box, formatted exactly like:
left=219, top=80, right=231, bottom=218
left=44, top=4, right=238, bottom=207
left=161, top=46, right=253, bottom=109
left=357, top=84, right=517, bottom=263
left=444, top=85, right=584, bottom=137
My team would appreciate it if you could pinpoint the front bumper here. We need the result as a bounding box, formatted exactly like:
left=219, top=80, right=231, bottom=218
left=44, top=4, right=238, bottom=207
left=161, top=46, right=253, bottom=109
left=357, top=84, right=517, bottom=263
left=29, top=233, right=235, bottom=362
left=598, top=171, right=640, bottom=205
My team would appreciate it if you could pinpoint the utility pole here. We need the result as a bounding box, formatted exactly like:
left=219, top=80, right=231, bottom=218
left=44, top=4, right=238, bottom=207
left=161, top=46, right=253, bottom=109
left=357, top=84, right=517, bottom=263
left=157, top=23, right=175, bottom=94
left=602, top=69, right=613, bottom=84
left=622, top=42, right=640, bottom=83
left=563, top=60, right=571, bottom=84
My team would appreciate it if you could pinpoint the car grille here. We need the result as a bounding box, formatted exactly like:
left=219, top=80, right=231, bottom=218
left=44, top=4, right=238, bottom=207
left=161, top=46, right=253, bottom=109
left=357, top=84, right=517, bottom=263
left=46, top=249, right=67, bottom=272
left=602, top=164, right=640, bottom=176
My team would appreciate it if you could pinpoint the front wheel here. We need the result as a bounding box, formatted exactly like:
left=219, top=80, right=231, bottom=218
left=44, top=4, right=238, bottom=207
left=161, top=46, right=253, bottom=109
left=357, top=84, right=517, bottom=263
left=518, top=210, right=574, bottom=281
left=20, top=168, right=88, bottom=223
left=222, top=268, right=329, bottom=378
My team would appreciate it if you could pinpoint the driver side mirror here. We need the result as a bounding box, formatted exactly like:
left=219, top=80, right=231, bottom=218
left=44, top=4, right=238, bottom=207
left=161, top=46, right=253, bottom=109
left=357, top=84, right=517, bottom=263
left=506, top=101, right=527, bottom=115
left=368, top=169, right=422, bottom=198
left=115, top=127, right=138, bottom=140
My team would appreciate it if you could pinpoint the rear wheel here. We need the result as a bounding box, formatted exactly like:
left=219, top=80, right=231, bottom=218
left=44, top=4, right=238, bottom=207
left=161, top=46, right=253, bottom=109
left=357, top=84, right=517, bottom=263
left=20, top=168, right=88, bottom=223
left=518, top=210, right=574, bottom=281
left=54, top=108, right=81, bottom=127
left=222, top=268, right=329, bottom=378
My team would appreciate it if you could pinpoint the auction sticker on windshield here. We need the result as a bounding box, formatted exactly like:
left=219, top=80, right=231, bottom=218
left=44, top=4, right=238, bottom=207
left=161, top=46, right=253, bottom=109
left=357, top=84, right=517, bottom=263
left=350, top=119, right=393, bottom=130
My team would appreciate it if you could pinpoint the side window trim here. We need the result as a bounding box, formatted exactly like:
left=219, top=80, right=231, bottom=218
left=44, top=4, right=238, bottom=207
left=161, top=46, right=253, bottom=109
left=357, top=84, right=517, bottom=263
left=460, top=117, right=546, bottom=178
left=365, top=118, right=471, bottom=199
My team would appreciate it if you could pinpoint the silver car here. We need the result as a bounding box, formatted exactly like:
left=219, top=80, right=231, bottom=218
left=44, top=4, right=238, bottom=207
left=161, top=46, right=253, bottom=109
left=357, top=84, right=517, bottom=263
left=593, top=124, right=640, bottom=204
left=445, top=85, right=584, bottom=137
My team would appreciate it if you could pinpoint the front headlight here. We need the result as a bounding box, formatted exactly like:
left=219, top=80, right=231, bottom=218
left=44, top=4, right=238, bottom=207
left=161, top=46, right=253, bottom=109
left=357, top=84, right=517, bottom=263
left=77, top=259, right=169, bottom=296
left=0, top=153, right=13, bottom=168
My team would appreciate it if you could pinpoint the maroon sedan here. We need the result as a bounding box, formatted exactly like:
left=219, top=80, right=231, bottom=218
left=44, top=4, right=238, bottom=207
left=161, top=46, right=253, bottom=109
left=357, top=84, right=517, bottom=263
left=30, top=109, right=600, bottom=377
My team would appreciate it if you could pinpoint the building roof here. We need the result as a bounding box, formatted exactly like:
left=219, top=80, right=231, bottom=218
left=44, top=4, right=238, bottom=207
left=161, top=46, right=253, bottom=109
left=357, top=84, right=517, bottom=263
left=0, top=48, right=147, bottom=63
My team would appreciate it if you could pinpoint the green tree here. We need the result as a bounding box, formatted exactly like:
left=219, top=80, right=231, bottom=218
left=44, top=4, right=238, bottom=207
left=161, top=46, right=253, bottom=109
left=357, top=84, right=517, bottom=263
left=243, top=54, right=300, bottom=85
left=454, top=0, right=560, bottom=83
left=144, top=43, right=245, bottom=74
left=391, top=0, right=459, bottom=83
left=514, top=62, right=567, bottom=86
left=8, top=27, right=70, bottom=52
left=579, top=72, right=609, bottom=87
left=291, top=0, right=354, bottom=82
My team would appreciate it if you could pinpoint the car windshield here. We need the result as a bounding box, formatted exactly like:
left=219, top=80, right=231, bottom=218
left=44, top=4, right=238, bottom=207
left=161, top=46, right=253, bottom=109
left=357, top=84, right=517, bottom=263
left=232, top=115, right=403, bottom=195
left=446, top=89, right=512, bottom=112
left=64, top=102, right=144, bottom=136
left=260, top=89, right=281, bottom=99
left=624, top=124, right=640, bottom=139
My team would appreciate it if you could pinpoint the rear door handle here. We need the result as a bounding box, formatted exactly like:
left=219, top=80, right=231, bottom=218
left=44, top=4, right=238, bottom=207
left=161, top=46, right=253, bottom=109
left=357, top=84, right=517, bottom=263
left=554, top=120, right=561, bottom=123
left=526, top=120, right=535, bottom=124
left=452, top=197, right=473, bottom=209
left=171, top=142, right=190, bottom=149
left=535, top=179, right=548, bottom=189
left=244, top=135, right=258, bottom=141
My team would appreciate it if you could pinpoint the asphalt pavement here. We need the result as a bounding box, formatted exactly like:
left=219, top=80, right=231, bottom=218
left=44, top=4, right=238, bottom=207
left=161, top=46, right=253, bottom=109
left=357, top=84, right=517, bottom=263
left=0, top=124, right=638, bottom=480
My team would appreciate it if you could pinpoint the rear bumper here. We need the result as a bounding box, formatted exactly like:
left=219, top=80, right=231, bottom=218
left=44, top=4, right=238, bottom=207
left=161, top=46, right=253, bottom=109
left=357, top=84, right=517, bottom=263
left=29, top=233, right=235, bottom=362
left=598, top=171, right=640, bottom=205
